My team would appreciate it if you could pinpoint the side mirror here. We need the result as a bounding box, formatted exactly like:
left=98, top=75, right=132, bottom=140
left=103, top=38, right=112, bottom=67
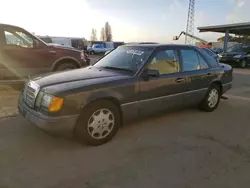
left=147, top=69, right=160, bottom=77
left=142, top=69, right=160, bottom=79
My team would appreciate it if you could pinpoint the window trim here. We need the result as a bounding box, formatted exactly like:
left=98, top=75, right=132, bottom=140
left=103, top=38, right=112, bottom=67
left=196, top=50, right=210, bottom=70
left=146, top=47, right=181, bottom=76
left=3, top=29, right=35, bottom=48
left=179, top=48, right=201, bottom=73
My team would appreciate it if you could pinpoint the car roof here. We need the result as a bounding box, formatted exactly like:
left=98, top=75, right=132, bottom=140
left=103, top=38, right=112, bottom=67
left=0, top=23, right=24, bottom=30
left=122, top=43, right=195, bottom=49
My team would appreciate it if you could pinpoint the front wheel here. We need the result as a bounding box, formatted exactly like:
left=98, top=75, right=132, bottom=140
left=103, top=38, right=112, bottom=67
left=239, top=59, right=247, bottom=68
left=74, top=100, right=121, bottom=146
left=199, top=83, right=221, bottom=112
left=55, top=62, right=78, bottom=71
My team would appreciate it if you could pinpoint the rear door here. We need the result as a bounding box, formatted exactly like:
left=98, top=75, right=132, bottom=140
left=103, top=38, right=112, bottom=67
left=179, top=47, right=216, bottom=106
left=139, top=46, right=188, bottom=116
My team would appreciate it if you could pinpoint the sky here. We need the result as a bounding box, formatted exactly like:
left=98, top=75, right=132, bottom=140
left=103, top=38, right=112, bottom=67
left=0, top=0, right=249, bottom=43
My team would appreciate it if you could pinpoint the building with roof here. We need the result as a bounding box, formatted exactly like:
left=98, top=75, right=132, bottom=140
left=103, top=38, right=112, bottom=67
left=197, top=22, right=250, bottom=50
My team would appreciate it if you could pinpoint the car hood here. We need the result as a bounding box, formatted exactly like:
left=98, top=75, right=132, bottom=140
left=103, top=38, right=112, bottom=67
left=221, top=51, right=246, bottom=57
left=31, top=66, right=130, bottom=88
left=48, top=44, right=81, bottom=53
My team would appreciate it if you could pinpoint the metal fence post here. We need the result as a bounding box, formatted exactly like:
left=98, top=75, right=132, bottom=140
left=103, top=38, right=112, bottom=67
left=224, top=30, right=229, bottom=50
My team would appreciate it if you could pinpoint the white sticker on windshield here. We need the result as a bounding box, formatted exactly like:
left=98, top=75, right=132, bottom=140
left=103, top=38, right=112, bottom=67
left=127, top=49, right=144, bottom=56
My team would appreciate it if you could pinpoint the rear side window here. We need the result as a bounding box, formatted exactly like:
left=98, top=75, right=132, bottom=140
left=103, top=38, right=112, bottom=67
left=197, top=53, right=209, bottom=69
left=180, top=49, right=200, bottom=71
left=197, top=47, right=218, bottom=67
left=202, top=48, right=213, bottom=56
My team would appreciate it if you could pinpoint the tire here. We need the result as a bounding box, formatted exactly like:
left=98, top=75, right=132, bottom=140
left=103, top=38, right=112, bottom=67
left=74, top=100, right=121, bottom=146
left=55, top=62, right=78, bottom=71
left=239, top=59, right=247, bottom=68
left=199, top=83, right=221, bottom=112
left=90, top=51, right=95, bottom=55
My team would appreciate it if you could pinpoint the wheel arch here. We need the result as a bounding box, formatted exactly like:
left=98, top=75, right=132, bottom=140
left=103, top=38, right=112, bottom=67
left=52, top=56, right=81, bottom=71
left=80, top=93, right=123, bottom=125
left=211, top=80, right=222, bottom=94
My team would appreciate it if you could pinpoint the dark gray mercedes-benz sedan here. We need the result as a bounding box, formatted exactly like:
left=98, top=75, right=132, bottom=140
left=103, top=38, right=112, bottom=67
left=18, top=44, right=233, bottom=146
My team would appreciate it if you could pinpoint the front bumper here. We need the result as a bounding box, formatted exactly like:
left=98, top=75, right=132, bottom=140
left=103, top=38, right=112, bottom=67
left=222, top=82, right=232, bottom=95
left=219, top=58, right=241, bottom=65
left=18, top=97, right=79, bottom=137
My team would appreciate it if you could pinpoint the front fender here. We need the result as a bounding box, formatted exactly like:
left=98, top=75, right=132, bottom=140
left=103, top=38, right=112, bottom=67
left=80, top=90, right=123, bottom=108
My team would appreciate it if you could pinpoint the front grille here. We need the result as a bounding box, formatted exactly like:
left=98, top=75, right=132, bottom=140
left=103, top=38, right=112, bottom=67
left=23, top=81, right=40, bottom=108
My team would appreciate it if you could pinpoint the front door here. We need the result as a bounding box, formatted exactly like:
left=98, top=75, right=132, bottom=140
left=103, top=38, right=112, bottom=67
left=139, top=47, right=187, bottom=117
left=1, top=26, right=55, bottom=79
left=179, top=48, right=217, bottom=106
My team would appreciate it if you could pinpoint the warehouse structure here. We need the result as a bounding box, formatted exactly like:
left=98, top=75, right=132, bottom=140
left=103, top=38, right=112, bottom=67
left=197, top=22, right=250, bottom=50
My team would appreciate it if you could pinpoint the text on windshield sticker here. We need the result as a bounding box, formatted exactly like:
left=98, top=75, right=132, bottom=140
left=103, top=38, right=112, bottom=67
left=127, top=49, right=144, bottom=55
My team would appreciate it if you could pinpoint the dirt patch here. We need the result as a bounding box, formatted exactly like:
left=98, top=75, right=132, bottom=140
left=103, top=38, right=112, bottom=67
left=0, top=85, right=20, bottom=118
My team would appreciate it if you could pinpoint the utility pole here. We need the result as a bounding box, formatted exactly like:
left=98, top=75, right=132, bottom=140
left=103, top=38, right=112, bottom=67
left=185, top=0, right=195, bottom=44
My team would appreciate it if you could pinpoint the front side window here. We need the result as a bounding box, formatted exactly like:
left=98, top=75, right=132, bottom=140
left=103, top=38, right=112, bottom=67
left=4, top=30, right=34, bottom=48
left=181, top=49, right=200, bottom=71
left=93, top=46, right=153, bottom=73
left=147, top=49, right=179, bottom=75
left=225, top=44, right=242, bottom=53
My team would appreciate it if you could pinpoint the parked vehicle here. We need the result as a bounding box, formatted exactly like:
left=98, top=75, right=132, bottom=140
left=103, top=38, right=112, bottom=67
left=0, top=24, right=90, bottom=79
left=200, top=47, right=219, bottom=62
left=87, top=41, right=124, bottom=55
left=126, top=42, right=159, bottom=45
left=87, top=42, right=113, bottom=54
left=218, top=43, right=250, bottom=68
left=18, top=44, right=232, bottom=146
left=113, top=41, right=125, bottom=48
left=213, top=48, right=223, bottom=54
left=39, top=36, right=87, bottom=50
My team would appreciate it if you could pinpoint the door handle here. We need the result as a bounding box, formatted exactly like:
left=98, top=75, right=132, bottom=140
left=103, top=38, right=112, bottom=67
left=207, top=72, right=212, bottom=76
left=175, top=77, right=185, bottom=83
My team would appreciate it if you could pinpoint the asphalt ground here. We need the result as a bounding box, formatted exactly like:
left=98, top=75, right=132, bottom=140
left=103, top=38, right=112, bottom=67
left=0, top=65, right=250, bottom=188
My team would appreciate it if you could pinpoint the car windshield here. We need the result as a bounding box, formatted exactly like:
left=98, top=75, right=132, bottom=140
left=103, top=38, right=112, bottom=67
left=225, top=44, right=243, bottom=53
left=93, top=46, right=154, bottom=73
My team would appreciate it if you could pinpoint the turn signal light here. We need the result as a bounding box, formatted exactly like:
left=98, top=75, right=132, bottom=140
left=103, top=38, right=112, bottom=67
left=48, top=97, right=64, bottom=112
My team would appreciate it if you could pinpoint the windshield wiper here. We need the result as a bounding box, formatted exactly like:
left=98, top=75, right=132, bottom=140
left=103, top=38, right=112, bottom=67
left=102, top=66, right=135, bottom=73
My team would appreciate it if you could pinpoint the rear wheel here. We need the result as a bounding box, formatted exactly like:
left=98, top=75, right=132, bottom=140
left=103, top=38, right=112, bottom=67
left=55, top=62, right=78, bottom=71
left=74, top=100, right=121, bottom=146
left=199, top=83, right=221, bottom=112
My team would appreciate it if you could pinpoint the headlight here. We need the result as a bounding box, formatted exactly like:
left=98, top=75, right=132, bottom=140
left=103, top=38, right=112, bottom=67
left=218, top=54, right=222, bottom=58
left=36, top=92, right=64, bottom=112
left=233, top=55, right=242, bottom=58
left=80, top=51, right=86, bottom=60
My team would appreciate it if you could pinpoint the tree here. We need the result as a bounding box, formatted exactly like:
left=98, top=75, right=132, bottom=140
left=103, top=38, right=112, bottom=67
left=90, top=28, right=97, bottom=41
left=217, top=35, right=234, bottom=42
left=104, top=22, right=112, bottom=41
left=217, top=35, right=250, bottom=43
left=100, top=27, right=105, bottom=41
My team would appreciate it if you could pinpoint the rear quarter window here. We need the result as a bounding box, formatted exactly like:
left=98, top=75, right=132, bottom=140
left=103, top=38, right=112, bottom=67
left=196, top=47, right=219, bottom=68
